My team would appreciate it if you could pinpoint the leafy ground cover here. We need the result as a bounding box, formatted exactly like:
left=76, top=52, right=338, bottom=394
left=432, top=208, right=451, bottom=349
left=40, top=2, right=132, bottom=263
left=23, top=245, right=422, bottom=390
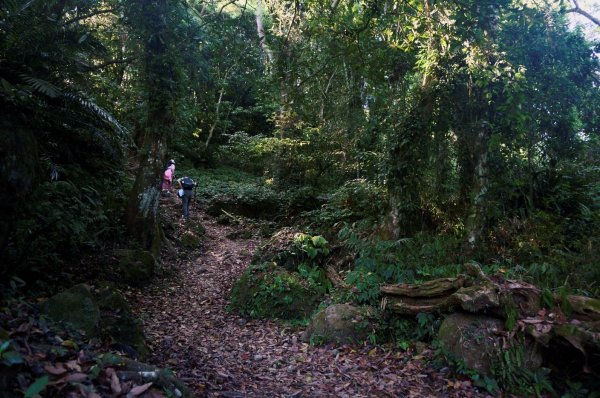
left=0, top=296, right=188, bottom=397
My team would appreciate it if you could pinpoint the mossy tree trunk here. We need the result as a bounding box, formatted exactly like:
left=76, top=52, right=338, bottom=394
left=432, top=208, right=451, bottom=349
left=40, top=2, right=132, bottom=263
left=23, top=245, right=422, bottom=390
left=124, top=0, right=178, bottom=253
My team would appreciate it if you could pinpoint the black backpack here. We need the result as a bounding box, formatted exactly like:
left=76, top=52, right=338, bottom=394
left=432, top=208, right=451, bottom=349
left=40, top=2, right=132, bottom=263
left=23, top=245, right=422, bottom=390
left=181, top=177, right=195, bottom=189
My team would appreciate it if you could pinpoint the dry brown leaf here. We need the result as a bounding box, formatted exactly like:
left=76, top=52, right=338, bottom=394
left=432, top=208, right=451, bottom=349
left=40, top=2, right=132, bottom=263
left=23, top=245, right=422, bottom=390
left=66, top=360, right=82, bottom=372
left=44, top=364, right=67, bottom=375
left=65, top=372, right=88, bottom=383
left=110, top=372, right=122, bottom=394
left=145, top=390, right=166, bottom=398
left=130, top=382, right=153, bottom=396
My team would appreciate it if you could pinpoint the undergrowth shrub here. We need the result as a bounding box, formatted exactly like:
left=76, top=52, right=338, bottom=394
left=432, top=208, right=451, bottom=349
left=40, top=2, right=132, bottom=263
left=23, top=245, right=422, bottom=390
left=371, top=312, right=442, bottom=350
left=303, top=179, right=386, bottom=229
left=189, top=167, right=323, bottom=219
left=229, top=262, right=322, bottom=320
left=4, top=174, right=126, bottom=280
left=338, top=223, right=463, bottom=284
left=217, top=132, right=334, bottom=187
left=433, top=336, right=555, bottom=397
left=336, top=266, right=383, bottom=306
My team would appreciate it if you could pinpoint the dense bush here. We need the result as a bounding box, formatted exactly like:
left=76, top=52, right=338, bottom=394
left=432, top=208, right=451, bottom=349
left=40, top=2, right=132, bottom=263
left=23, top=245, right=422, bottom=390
left=3, top=169, right=128, bottom=280
left=229, top=262, right=323, bottom=320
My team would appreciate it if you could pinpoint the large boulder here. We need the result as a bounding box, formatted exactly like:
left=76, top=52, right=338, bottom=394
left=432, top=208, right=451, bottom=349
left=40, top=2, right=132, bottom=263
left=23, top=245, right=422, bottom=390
left=96, top=287, right=148, bottom=359
left=42, top=284, right=147, bottom=358
left=229, top=262, right=322, bottom=320
left=301, top=304, right=376, bottom=345
left=438, top=313, right=542, bottom=375
left=41, top=284, right=100, bottom=335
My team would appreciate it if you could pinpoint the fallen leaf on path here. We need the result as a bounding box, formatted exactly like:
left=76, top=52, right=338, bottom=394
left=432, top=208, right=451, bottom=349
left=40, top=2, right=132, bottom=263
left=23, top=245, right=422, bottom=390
left=65, top=372, right=88, bottom=383
left=44, top=364, right=67, bottom=375
left=129, top=382, right=153, bottom=396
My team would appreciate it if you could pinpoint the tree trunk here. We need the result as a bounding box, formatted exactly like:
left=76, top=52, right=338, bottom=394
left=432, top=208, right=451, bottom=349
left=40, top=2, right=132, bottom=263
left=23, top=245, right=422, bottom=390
left=465, top=123, right=490, bottom=248
left=125, top=0, right=176, bottom=254
left=205, top=70, right=229, bottom=148
left=256, top=0, right=274, bottom=64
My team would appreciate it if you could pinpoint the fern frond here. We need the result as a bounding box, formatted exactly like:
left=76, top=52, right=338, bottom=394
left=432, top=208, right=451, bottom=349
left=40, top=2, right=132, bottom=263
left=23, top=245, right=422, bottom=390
left=63, top=93, right=127, bottom=136
left=20, top=75, right=62, bottom=98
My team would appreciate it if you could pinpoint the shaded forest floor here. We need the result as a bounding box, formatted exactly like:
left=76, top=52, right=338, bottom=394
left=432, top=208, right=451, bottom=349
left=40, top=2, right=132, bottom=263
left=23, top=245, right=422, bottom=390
left=126, top=197, right=489, bottom=398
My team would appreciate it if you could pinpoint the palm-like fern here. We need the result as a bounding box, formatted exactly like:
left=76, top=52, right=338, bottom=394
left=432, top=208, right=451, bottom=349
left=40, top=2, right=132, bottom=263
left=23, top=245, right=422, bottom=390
left=0, top=0, right=128, bottom=272
left=1, top=0, right=127, bottom=161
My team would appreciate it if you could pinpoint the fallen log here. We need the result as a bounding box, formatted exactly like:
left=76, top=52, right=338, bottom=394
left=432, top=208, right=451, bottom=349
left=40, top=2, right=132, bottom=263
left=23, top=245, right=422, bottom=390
left=380, top=264, right=543, bottom=317
left=380, top=264, right=600, bottom=376
left=382, top=283, right=499, bottom=315
left=380, top=276, right=466, bottom=298
left=567, top=295, right=600, bottom=321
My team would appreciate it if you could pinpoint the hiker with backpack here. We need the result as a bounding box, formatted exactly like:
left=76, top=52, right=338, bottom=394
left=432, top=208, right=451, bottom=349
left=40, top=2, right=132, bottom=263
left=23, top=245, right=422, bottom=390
left=162, top=159, right=176, bottom=194
left=177, top=175, right=197, bottom=219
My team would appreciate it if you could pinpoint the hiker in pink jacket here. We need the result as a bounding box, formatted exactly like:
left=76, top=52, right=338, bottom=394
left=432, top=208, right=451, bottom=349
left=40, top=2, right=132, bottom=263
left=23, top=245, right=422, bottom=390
left=162, top=159, right=176, bottom=193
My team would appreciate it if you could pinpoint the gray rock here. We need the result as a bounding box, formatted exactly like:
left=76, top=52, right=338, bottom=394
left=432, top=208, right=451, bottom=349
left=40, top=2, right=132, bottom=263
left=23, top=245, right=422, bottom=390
left=301, top=304, right=376, bottom=345
left=438, top=313, right=542, bottom=375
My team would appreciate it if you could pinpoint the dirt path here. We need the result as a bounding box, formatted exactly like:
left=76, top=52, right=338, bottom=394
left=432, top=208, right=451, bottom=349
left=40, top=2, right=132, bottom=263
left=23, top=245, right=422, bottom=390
left=128, top=199, right=486, bottom=398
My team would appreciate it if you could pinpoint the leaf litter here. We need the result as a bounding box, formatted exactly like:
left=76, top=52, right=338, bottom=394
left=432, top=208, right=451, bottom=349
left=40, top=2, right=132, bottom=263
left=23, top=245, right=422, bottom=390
left=126, top=198, right=491, bottom=398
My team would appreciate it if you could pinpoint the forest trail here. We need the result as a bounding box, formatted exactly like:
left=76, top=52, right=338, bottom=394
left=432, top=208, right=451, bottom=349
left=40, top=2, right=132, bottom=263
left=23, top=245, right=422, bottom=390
left=128, top=198, right=486, bottom=398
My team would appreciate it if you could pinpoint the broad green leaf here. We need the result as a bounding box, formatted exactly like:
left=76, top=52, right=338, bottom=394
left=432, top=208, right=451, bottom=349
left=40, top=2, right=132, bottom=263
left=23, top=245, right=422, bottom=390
left=24, top=376, right=49, bottom=398
left=0, top=340, right=10, bottom=352
left=1, top=351, right=24, bottom=365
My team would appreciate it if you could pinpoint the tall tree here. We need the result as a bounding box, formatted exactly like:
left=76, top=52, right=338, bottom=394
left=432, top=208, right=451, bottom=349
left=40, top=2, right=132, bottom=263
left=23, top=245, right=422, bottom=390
left=124, top=0, right=188, bottom=252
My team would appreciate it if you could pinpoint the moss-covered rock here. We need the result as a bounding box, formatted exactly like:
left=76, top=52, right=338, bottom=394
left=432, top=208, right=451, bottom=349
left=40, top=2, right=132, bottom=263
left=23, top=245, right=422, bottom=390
left=96, top=287, right=148, bottom=359
left=229, top=262, right=322, bottom=320
left=41, top=284, right=100, bottom=335
left=438, top=313, right=542, bottom=375
left=114, top=249, right=156, bottom=286
left=193, top=223, right=206, bottom=237
left=42, top=284, right=149, bottom=358
left=251, top=229, right=317, bottom=273
left=181, top=230, right=202, bottom=249
left=301, top=304, right=376, bottom=345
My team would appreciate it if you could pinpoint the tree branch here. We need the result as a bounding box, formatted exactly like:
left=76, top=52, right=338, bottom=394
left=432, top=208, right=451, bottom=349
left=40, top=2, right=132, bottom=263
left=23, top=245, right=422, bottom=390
left=284, top=1, right=298, bottom=46
left=566, top=0, right=600, bottom=27
left=63, top=8, right=117, bottom=25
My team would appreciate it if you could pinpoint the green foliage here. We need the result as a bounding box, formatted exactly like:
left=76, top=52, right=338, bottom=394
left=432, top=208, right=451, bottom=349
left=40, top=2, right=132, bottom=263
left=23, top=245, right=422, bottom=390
left=6, top=175, right=126, bottom=277
left=24, top=376, right=49, bottom=398
left=338, top=223, right=463, bottom=284
left=0, top=340, right=24, bottom=367
left=297, top=264, right=331, bottom=295
left=376, top=313, right=442, bottom=348
left=217, top=130, right=348, bottom=188
left=303, top=179, right=387, bottom=228
left=489, top=342, right=554, bottom=397
left=293, top=233, right=330, bottom=260
left=229, top=262, right=323, bottom=320
left=0, top=0, right=130, bottom=278
left=342, top=267, right=383, bottom=306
